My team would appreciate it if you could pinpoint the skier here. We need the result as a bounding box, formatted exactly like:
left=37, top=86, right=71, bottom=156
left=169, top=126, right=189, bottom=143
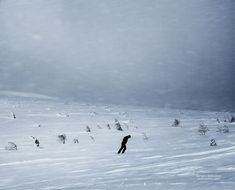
left=118, top=135, right=131, bottom=154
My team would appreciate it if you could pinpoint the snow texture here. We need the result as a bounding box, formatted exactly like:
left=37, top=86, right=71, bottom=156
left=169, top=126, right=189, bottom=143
left=0, top=94, right=235, bottom=190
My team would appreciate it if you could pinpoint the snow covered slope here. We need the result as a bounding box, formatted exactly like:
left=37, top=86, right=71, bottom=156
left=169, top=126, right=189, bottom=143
left=0, top=97, right=234, bottom=190
left=0, top=91, right=58, bottom=100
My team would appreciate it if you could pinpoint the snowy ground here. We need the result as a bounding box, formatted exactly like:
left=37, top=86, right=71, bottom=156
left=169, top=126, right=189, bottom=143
left=0, top=94, right=235, bottom=190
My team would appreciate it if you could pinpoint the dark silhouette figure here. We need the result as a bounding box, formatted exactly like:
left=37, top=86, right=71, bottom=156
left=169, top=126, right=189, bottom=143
left=118, top=135, right=131, bottom=154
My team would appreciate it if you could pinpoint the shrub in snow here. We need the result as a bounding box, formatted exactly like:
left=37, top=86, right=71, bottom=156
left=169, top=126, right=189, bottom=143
left=90, top=111, right=98, bottom=116
left=31, top=136, right=40, bottom=147
left=229, top=115, right=235, bottom=123
left=142, top=132, right=149, bottom=140
left=5, top=142, right=17, bottom=150
left=115, top=119, right=123, bottom=131
left=58, top=134, right=66, bottom=144
left=172, top=119, right=180, bottom=127
left=121, top=112, right=128, bottom=117
left=12, top=112, right=16, bottom=119
left=73, top=138, right=79, bottom=144
left=210, top=139, right=217, bottom=146
left=124, top=123, right=129, bottom=130
left=86, top=126, right=91, bottom=132
left=216, top=118, right=220, bottom=123
left=217, top=125, right=229, bottom=133
left=130, top=120, right=134, bottom=124
left=119, top=111, right=128, bottom=117
left=198, top=124, right=209, bottom=135
left=97, top=125, right=102, bottom=129
left=90, top=136, right=95, bottom=141
left=106, top=124, right=111, bottom=130
left=35, top=139, right=40, bottom=147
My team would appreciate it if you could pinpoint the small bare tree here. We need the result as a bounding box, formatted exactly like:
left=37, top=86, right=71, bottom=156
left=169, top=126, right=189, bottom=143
left=142, top=132, right=149, bottom=140
left=12, top=112, right=16, bottom=119
left=198, top=124, right=209, bottom=135
left=58, top=134, right=66, bottom=144
left=229, top=115, right=235, bottom=123
left=90, top=136, right=95, bottom=141
left=106, top=124, right=111, bottom=130
left=97, top=125, right=102, bottom=129
left=172, top=119, right=180, bottom=127
left=217, top=125, right=229, bottom=133
left=73, top=138, right=79, bottom=144
left=31, top=136, right=40, bottom=147
left=86, top=126, right=91, bottom=132
left=90, top=111, right=98, bottom=116
left=124, top=123, right=129, bottom=130
left=5, top=142, right=17, bottom=150
left=210, top=139, right=217, bottom=146
left=115, top=119, right=123, bottom=131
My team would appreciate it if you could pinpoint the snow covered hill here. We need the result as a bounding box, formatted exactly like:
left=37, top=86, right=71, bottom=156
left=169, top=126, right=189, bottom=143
left=0, top=96, right=234, bottom=190
left=0, top=91, right=58, bottom=101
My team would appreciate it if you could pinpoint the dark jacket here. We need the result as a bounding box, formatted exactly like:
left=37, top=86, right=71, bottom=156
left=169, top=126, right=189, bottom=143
left=122, top=135, right=131, bottom=145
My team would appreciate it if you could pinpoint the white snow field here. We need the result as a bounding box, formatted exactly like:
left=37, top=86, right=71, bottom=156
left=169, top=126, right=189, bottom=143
left=0, top=93, right=235, bottom=190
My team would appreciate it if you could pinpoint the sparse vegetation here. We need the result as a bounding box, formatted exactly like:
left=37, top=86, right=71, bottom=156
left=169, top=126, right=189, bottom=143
left=119, top=111, right=128, bottom=117
left=172, top=119, right=180, bottom=127
left=198, top=123, right=209, bottom=135
left=12, top=112, right=16, bottom=119
left=106, top=124, right=111, bottom=130
left=114, top=119, right=123, bottom=131
left=97, top=125, right=102, bottom=129
left=73, top=138, right=79, bottom=144
left=217, top=125, right=229, bottom=133
left=5, top=142, right=17, bottom=150
left=229, top=115, right=235, bottom=123
left=2, top=96, right=235, bottom=189
left=90, top=111, right=98, bottom=116
left=58, top=134, right=67, bottom=144
left=86, top=126, right=91, bottom=132
left=134, top=125, right=138, bottom=129
left=35, top=139, right=40, bottom=147
left=210, top=139, right=217, bottom=146
left=124, top=123, right=129, bottom=130
left=142, top=132, right=149, bottom=140
left=90, top=136, right=95, bottom=141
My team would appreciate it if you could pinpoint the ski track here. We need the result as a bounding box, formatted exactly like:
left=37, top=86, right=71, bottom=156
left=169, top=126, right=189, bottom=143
left=0, top=98, right=235, bottom=190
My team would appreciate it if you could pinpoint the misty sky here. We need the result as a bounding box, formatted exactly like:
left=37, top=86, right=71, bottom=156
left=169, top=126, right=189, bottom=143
left=0, top=0, right=234, bottom=111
